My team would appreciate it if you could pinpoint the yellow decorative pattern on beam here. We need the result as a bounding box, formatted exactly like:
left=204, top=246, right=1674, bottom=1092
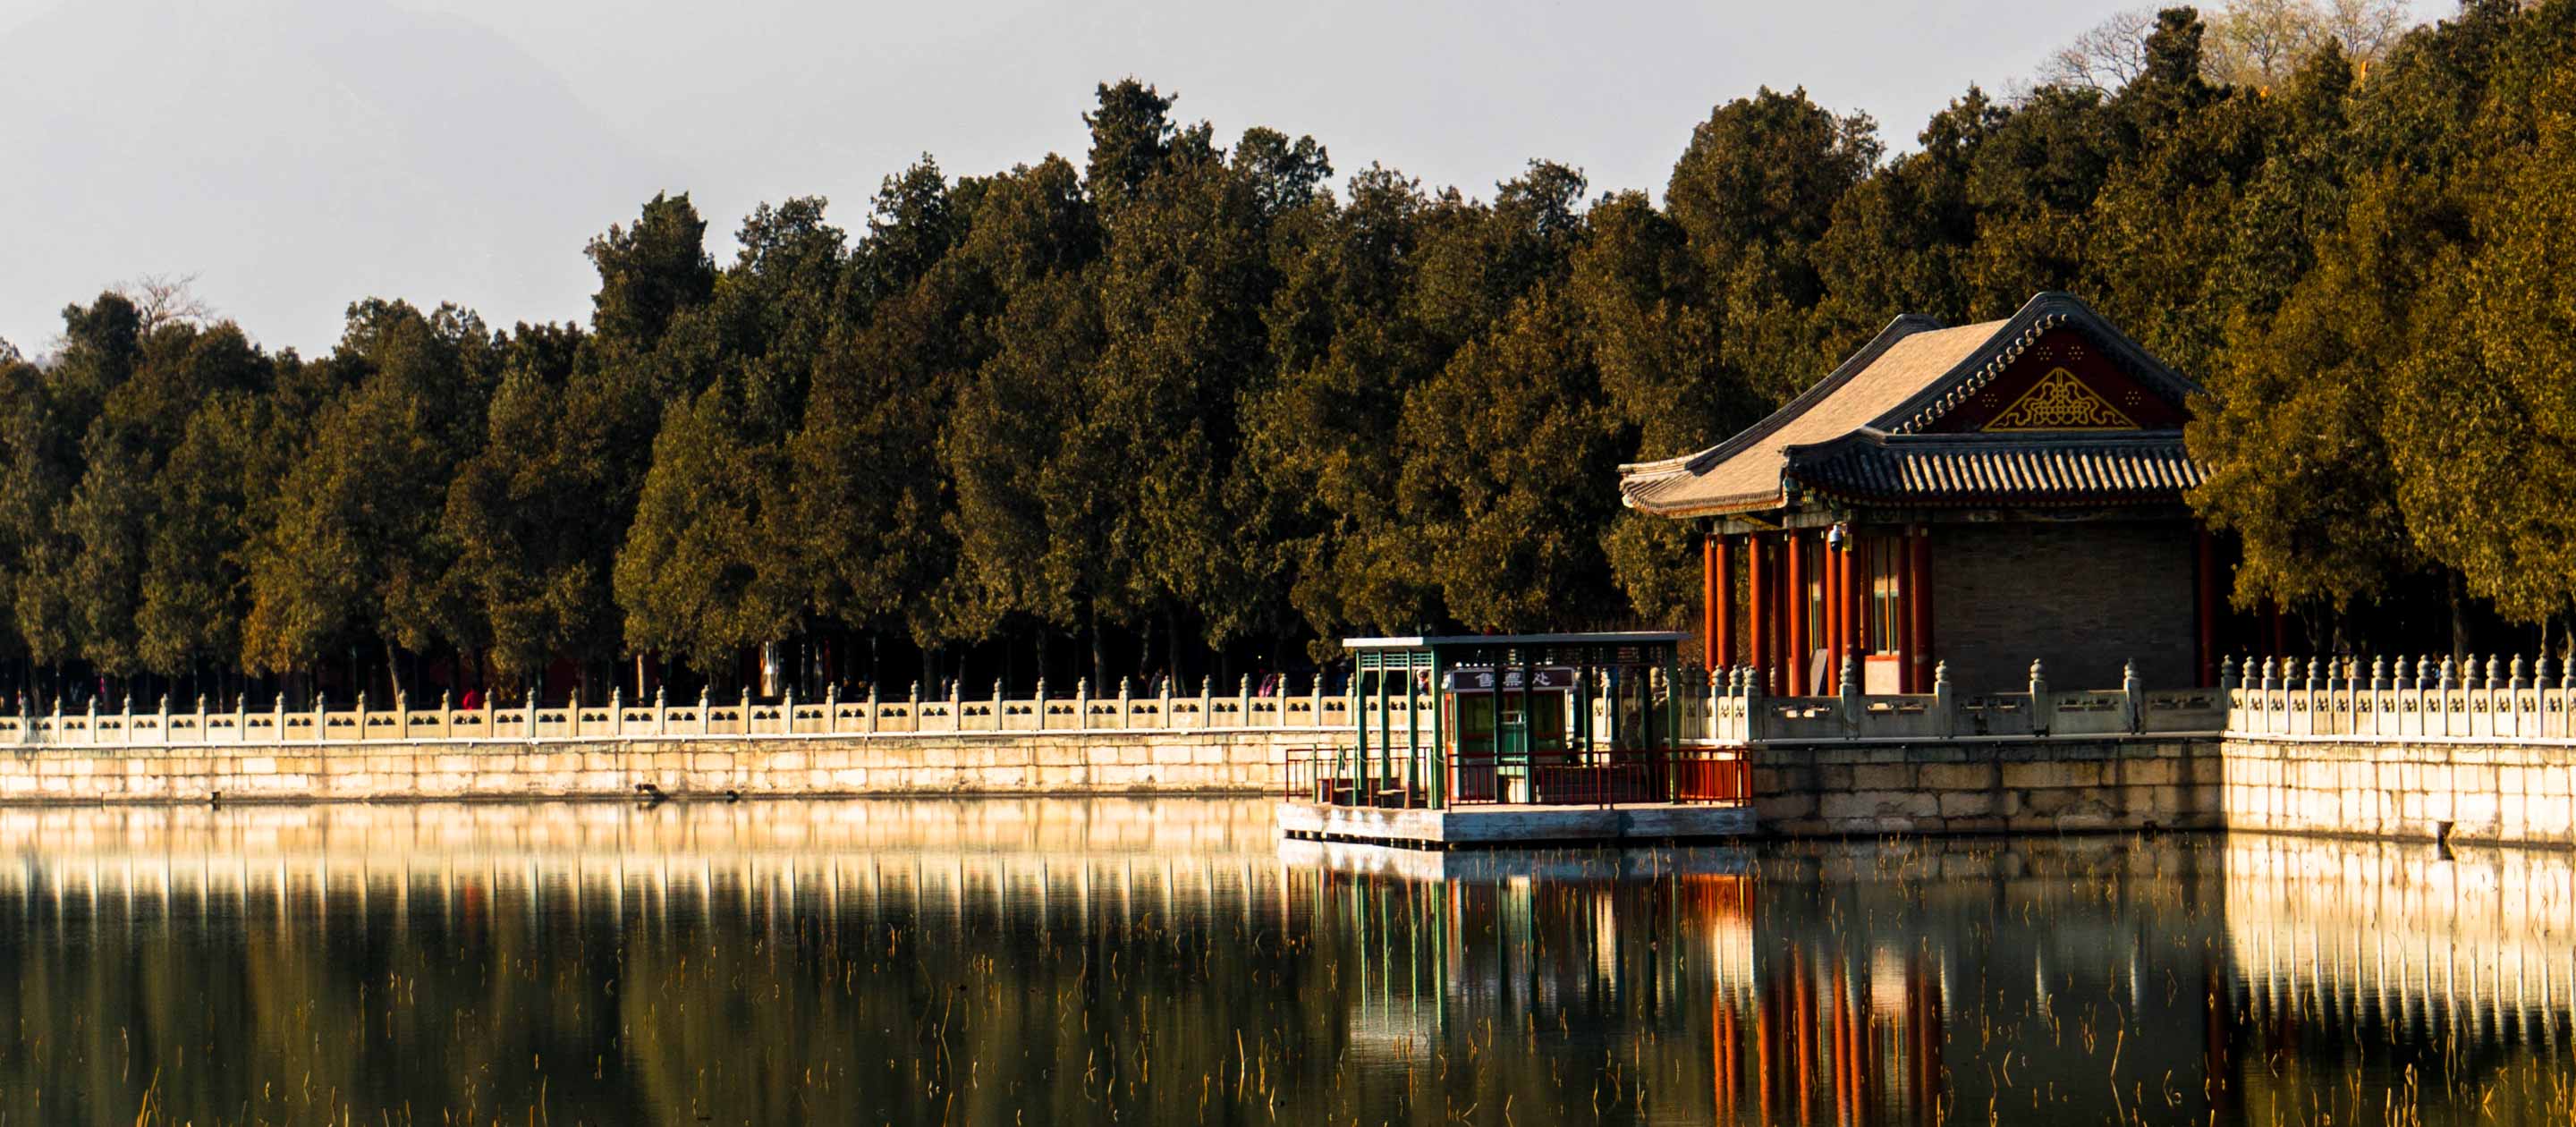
left=1982, top=367, right=2137, bottom=430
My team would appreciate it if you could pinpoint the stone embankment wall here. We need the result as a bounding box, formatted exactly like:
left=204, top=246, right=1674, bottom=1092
left=1750, top=735, right=2223, bottom=836
left=2221, top=735, right=2576, bottom=845
left=0, top=729, right=1335, bottom=804
left=1750, top=732, right=2576, bottom=845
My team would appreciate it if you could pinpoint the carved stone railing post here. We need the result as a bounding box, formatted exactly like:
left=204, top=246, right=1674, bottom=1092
left=2263, top=655, right=2279, bottom=733
left=524, top=687, right=540, bottom=741
left=194, top=694, right=208, bottom=747
left=1836, top=655, right=1860, bottom=738
left=990, top=680, right=1004, bottom=731
left=2561, top=653, right=2576, bottom=740
left=2122, top=659, right=2143, bottom=733
left=907, top=681, right=922, bottom=733
left=1309, top=673, right=1326, bottom=729
left=778, top=686, right=792, bottom=736
left=2532, top=656, right=2553, bottom=739
left=1237, top=674, right=1252, bottom=729
left=1032, top=679, right=1048, bottom=732
left=1116, top=678, right=1133, bottom=730
left=1933, top=661, right=1955, bottom=738
left=655, top=685, right=669, bottom=736
left=1156, top=676, right=1173, bottom=731
left=699, top=686, right=714, bottom=736
left=1074, top=678, right=1090, bottom=731
left=1744, top=665, right=1769, bottom=742
left=2216, top=657, right=2237, bottom=733
left=2437, top=657, right=2458, bottom=737
left=271, top=692, right=285, bottom=747
left=2028, top=659, right=2049, bottom=737
left=1704, top=667, right=1723, bottom=741
left=865, top=682, right=882, bottom=733
left=741, top=686, right=754, bottom=735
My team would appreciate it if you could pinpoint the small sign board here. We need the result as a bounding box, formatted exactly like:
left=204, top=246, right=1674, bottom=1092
left=1441, top=666, right=1576, bottom=692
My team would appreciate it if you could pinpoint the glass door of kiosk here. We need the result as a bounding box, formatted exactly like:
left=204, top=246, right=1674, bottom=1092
left=1445, top=665, right=1572, bottom=803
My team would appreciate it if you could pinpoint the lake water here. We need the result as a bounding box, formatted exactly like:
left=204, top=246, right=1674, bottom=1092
left=0, top=798, right=2569, bottom=1125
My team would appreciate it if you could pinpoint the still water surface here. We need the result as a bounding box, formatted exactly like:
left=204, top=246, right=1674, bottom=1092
left=0, top=798, right=2570, bottom=1124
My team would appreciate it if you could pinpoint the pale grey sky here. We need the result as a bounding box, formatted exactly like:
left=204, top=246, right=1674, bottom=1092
left=0, top=0, right=2445, bottom=357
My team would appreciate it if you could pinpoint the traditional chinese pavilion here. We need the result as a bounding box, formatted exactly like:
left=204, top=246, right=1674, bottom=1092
left=1616, top=292, right=2218, bottom=695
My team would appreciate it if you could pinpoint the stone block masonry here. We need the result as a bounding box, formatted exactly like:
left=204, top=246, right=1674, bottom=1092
left=0, top=729, right=1334, bottom=804
left=2221, top=735, right=2576, bottom=846
left=1751, top=735, right=2223, bottom=836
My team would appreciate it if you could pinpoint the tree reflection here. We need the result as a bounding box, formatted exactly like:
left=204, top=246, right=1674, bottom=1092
left=0, top=802, right=2565, bottom=1123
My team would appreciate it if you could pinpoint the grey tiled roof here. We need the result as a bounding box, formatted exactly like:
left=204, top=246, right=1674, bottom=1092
left=1787, top=432, right=2203, bottom=504
left=1616, top=292, right=2207, bottom=517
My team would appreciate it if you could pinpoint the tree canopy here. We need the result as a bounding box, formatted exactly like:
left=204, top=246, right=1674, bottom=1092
left=7, top=2, right=2573, bottom=703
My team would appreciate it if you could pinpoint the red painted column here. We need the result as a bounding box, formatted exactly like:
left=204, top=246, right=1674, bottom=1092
left=1711, top=535, right=1735, bottom=670
left=1821, top=535, right=1841, bottom=689
left=1701, top=534, right=1718, bottom=671
left=1907, top=528, right=1933, bottom=693
left=2196, top=527, right=2219, bottom=685
left=1746, top=533, right=1769, bottom=691
left=1784, top=533, right=1809, bottom=696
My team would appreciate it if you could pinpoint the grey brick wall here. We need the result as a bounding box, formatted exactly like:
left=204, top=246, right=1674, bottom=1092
left=1928, top=519, right=2196, bottom=693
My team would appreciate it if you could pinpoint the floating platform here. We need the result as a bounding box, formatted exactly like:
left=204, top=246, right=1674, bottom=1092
left=1278, top=835, right=1753, bottom=880
left=1275, top=800, right=1754, bottom=849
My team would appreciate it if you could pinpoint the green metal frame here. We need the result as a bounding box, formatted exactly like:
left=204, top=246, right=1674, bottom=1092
left=1339, top=632, right=1687, bottom=809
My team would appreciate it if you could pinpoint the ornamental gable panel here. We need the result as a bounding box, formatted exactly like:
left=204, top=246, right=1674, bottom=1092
left=1919, top=327, right=2186, bottom=434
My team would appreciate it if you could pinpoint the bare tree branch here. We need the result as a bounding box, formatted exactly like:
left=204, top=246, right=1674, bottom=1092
left=115, top=272, right=216, bottom=331
left=2038, top=8, right=2159, bottom=93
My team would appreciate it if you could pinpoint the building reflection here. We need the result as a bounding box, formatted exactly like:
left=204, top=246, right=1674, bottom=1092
left=1284, top=835, right=2232, bottom=1124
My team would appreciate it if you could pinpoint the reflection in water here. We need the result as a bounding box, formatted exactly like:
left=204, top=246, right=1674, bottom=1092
left=0, top=801, right=2569, bottom=1123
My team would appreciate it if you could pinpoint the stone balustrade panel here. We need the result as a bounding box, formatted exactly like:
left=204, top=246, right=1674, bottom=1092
left=3, top=675, right=1347, bottom=750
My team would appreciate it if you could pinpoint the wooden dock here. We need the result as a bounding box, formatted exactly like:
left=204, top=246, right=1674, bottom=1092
left=1275, top=800, right=1754, bottom=849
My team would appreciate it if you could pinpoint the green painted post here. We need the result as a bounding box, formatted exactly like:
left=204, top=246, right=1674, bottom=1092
left=1411, top=650, right=1432, bottom=802
left=1376, top=661, right=1393, bottom=802
left=1662, top=656, right=1681, bottom=801
left=1348, top=664, right=1364, bottom=804
left=1428, top=649, right=1446, bottom=809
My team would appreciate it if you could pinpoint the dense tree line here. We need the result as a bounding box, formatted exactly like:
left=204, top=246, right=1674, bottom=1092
left=1, top=0, right=2568, bottom=706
